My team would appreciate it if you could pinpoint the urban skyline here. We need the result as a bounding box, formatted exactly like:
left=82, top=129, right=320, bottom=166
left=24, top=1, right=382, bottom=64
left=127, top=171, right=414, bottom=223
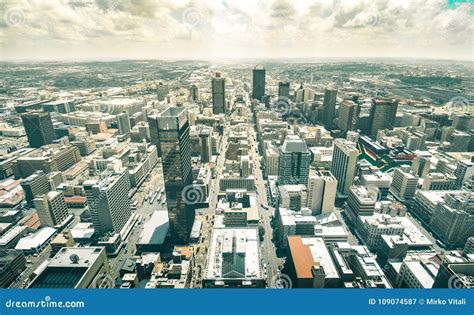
left=0, top=0, right=472, bottom=293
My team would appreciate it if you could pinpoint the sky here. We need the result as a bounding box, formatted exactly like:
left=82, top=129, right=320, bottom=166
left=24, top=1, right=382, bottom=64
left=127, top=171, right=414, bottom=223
left=0, top=0, right=472, bottom=61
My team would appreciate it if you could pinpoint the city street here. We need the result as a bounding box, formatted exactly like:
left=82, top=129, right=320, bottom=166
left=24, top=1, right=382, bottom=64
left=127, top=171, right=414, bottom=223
left=192, top=128, right=229, bottom=287
left=109, top=162, right=167, bottom=279
left=247, top=121, right=280, bottom=288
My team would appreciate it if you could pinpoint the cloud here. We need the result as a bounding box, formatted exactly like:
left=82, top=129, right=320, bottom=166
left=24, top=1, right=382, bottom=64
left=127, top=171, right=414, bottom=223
left=270, top=0, right=296, bottom=18
left=0, top=0, right=472, bottom=60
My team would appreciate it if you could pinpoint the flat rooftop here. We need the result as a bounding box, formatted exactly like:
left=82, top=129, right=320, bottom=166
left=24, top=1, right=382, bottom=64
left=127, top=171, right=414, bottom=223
left=48, top=247, right=104, bottom=268
left=205, top=227, right=261, bottom=280
left=288, top=236, right=339, bottom=280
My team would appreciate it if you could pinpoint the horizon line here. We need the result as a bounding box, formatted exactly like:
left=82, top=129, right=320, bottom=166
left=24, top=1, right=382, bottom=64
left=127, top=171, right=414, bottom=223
left=1, top=56, right=472, bottom=64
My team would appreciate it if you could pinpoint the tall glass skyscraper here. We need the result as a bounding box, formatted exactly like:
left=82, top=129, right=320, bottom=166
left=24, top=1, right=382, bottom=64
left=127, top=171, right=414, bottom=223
left=368, top=98, right=399, bottom=136
left=21, top=111, right=55, bottom=148
left=278, top=135, right=311, bottom=185
left=153, top=107, right=194, bottom=243
left=252, top=65, right=266, bottom=102
left=212, top=72, right=226, bottom=114
left=322, top=88, right=337, bottom=128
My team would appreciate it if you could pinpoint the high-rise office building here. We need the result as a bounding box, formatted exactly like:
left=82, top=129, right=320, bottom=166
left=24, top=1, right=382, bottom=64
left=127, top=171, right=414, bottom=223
left=29, top=247, right=110, bottom=289
left=83, top=171, right=132, bottom=236
left=116, top=112, right=131, bottom=135
left=21, top=111, right=55, bottom=148
left=0, top=250, right=27, bottom=288
left=190, top=84, right=200, bottom=102
left=368, top=99, right=399, bottom=136
left=322, top=88, right=337, bottom=127
left=240, top=155, right=250, bottom=178
left=278, top=135, right=311, bottom=185
left=212, top=72, right=226, bottom=114
left=21, top=171, right=50, bottom=206
left=346, top=185, right=376, bottom=218
left=412, top=155, right=431, bottom=178
left=331, top=138, right=358, bottom=196
left=278, top=82, right=290, bottom=99
left=153, top=107, right=194, bottom=243
left=306, top=170, right=337, bottom=215
left=12, top=144, right=81, bottom=178
left=252, top=65, right=266, bottom=101
left=33, top=191, right=70, bottom=227
left=147, top=115, right=160, bottom=152
left=199, top=127, right=212, bottom=163
left=454, top=158, right=474, bottom=189
left=389, top=166, right=419, bottom=202
left=429, top=192, right=474, bottom=247
left=337, top=100, right=359, bottom=132
left=276, top=81, right=290, bottom=110
left=278, top=184, right=308, bottom=211
left=295, top=86, right=315, bottom=103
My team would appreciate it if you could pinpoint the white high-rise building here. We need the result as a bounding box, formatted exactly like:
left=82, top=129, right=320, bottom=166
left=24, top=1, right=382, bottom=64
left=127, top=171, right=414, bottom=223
left=279, top=185, right=308, bottom=211
left=346, top=185, right=376, bottom=220
left=331, top=138, right=358, bottom=197
left=389, top=166, right=419, bottom=202
left=83, top=171, right=131, bottom=236
left=33, top=191, right=70, bottom=227
left=116, top=112, right=131, bottom=135
left=264, top=141, right=279, bottom=176
left=454, top=158, right=474, bottom=189
left=306, top=169, right=337, bottom=215
left=240, top=155, right=250, bottom=178
left=430, top=191, right=474, bottom=247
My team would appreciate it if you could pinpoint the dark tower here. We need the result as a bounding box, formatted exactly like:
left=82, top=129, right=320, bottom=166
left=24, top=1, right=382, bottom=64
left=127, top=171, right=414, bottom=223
left=153, top=107, right=194, bottom=243
left=21, top=111, right=55, bottom=148
left=252, top=65, right=266, bottom=102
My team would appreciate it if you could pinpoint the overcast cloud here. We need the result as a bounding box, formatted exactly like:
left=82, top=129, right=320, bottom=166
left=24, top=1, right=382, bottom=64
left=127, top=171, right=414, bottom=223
left=0, top=0, right=472, bottom=60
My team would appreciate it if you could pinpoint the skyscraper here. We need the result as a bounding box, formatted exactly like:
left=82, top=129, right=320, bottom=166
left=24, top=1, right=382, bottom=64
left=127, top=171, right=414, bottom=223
left=83, top=171, right=132, bottom=236
left=331, top=138, right=358, bottom=196
left=116, top=112, right=131, bottom=135
left=252, top=65, right=266, bottom=101
left=21, top=171, right=50, bottom=206
left=212, top=72, right=226, bottom=114
left=322, top=88, right=337, bottom=128
left=429, top=192, right=474, bottom=247
left=306, top=169, right=337, bottom=215
left=153, top=107, right=194, bottom=243
left=278, top=135, right=311, bottom=185
left=389, top=166, right=419, bottom=202
left=190, top=84, right=200, bottom=102
left=199, top=127, right=212, bottom=163
left=368, top=99, right=399, bottom=136
left=337, top=100, right=360, bottom=132
left=21, top=111, right=55, bottom=148
left=240, top=155, right=250, bottom=178
left=453, top=158, right=474, bottom=189
left=33, top=191, right=70, bottom=227
left=345, top=185, right=376, bottom=221
left=278, top=82, right=290, bottom=99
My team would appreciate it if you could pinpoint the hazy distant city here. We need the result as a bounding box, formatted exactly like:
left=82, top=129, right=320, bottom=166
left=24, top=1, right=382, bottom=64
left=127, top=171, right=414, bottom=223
left=0, top=0, right=472, bottom=290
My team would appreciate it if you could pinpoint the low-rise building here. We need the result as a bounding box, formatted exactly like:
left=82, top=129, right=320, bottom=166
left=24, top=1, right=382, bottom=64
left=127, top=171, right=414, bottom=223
left=29, top=247, right=110, bottom=288
left=203, top=227, right=264, bottom=288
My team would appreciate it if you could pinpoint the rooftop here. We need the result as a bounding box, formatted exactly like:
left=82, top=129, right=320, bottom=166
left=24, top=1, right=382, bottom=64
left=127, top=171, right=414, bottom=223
left=15, top=227, right=56, bottom=251
left=137, top=211, right=169, bottom=246
left=281, top=135, right=309, bottom=153
left=205, top=227, right=261, bottom=280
